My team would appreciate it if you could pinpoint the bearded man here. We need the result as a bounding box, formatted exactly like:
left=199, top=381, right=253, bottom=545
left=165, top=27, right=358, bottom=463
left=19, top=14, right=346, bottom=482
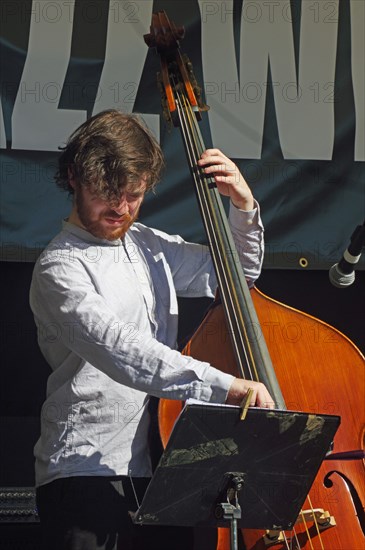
left=30, top=109, right=273, bottom=550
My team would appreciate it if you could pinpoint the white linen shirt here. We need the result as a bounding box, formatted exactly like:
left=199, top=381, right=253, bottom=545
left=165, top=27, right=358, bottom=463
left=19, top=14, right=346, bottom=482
left=30, top=203, right=264, bottom=486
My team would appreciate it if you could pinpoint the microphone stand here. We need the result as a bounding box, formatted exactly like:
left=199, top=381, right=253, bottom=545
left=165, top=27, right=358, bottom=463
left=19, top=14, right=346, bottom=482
left=329, top=220, right=365, bottom=288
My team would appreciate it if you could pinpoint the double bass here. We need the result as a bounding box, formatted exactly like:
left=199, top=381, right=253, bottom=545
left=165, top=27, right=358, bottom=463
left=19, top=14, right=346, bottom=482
left=144, top=11, right=365, bottom=550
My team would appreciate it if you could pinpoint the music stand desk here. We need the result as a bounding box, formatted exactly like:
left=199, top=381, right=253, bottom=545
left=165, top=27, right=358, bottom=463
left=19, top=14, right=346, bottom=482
left=135, top=401, right=340, bottom=549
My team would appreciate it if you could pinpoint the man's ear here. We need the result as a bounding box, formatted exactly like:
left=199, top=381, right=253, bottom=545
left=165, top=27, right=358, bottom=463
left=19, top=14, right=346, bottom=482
left=68, top=167, right=76, bottom=190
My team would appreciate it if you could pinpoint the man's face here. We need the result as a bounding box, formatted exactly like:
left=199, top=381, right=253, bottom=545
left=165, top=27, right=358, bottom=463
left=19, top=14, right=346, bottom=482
left=72, top=181, right=146, bottom=241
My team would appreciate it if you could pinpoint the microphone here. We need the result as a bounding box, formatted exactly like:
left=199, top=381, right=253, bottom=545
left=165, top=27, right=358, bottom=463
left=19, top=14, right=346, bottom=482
left=329, top=221, right=365, bottom=288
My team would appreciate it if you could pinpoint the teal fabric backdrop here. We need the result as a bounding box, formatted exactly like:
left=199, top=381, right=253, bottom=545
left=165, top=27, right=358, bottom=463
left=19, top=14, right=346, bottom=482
left=1, top=0, right=364, bottom=268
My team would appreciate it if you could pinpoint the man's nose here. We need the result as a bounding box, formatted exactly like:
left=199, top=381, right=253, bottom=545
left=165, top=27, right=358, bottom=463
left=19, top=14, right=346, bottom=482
left=111, top=194, right=128, bottom=214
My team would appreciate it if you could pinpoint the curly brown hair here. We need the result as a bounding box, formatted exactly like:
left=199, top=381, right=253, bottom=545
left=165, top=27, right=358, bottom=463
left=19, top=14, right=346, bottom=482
left=55, top=109, right=164, bottom=201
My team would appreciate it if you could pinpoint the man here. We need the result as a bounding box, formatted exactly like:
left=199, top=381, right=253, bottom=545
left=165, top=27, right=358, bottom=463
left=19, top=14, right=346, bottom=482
left=30, top=109, right=273, bottom=549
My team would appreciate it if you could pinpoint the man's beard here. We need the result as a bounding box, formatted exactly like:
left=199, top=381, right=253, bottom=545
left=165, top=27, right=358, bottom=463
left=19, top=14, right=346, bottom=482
left=76, top=196, right=139, bottom=241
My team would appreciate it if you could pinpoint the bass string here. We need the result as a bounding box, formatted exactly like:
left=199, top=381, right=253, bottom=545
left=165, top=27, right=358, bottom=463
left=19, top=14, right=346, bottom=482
left=173, top=85, right=246, bottom=372
left=174, top=85, right=258, bottom=381
left=185, top=108, right=260, bottom=381
left=301, top=494, right=326, bottom=550
left=180, top=91, right=288, bottom=407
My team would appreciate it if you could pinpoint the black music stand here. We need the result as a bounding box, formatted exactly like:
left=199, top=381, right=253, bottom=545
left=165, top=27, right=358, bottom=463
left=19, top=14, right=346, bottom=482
left=134, top=401, right=340, bottom=550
